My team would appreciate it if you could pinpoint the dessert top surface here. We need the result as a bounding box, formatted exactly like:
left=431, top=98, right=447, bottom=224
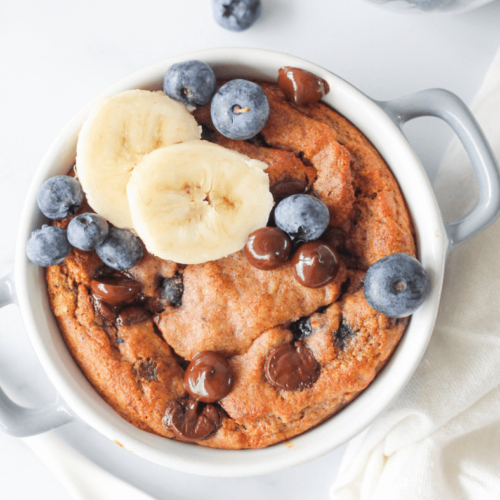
left=44, top=78, right=416, bottom=450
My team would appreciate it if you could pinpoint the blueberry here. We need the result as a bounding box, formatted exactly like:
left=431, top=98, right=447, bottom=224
left=213, top=0, right=261, bottom=31
left=96, top=227, right=143, bottom=270
left=160, top=273, right=183, bottom=306
left=211, top=79, right=269, bottom=140
left=274, top=194, right=330, bottom=242
left=290, top=316, right=312, bottom=340
left=364, top=253, right=430, bottom=318
left=414, top=0, right=448, bottom=11
left=164, top=60, right=216, bottom=107
left=334, top=322, right=356, bottom=350
left=37, top=175, right=84, bottom=220
left=67, top=213, right=109, bottom=251
left=26, top=224, right=71, bottom=267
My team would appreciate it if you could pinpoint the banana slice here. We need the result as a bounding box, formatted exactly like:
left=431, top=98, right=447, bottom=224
left=76, top=89, right=201, bottom=229
left=127, top=140, right=273, bottom=265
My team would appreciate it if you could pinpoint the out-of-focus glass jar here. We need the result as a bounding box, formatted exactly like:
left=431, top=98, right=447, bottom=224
left=364, top=0, right=495, bottom=14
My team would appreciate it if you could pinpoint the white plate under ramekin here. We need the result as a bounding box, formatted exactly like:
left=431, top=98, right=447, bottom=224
left=0, top=48, right=498, bottom=477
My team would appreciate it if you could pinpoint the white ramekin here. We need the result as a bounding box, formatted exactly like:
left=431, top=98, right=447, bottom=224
left=1, top=48, right=498, bottom=477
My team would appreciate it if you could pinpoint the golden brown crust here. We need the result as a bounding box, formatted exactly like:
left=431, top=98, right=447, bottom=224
left=298, top=101, right=416, bottom=268
left=47, top=255, right=185, bottom=438
left=47, top=82, right=416, bottom=449
left=259, top=83, right=354, bottom=226
left=156, top=253, right=347, bottom=359
left=193, top=104, right=317, bottom=201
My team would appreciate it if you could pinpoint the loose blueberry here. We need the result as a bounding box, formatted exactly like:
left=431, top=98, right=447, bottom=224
left=163, top=60, right=217, bottom=107
left=274, top=194, right=330, bottom=242
left=364, top=253, right=430, bottom=318
left=67, top=213, right=109, bottom=251
left=412, top=0, right=448, bottom=12
left=37, top=175, right=84, bottom=220
left=26, top=225, right=71, bottom=267
left=96, top=227, right=143, bottom=271
left=211, top=79, right=269, bottom=140
left=213, top=0, right=261, bottom=32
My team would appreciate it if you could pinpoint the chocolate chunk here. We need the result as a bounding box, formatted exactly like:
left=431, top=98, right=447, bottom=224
left=244, top=227, right=291, bottom=271
left=265, top=341, right=320, bottom=391
left=334, top=322, right=356, bottom=350
left=93, top=297, right=119, bottom=323
left=160, top=273, right=184, bottom=306
left=271, top=177, right=310, bottom=201
left=291, top=241, right=340, bottom=288
left=163, top=399, right=221, bottom=441
left=117, top=307, right=150, bottom=327
left=142, top=297, right=166, bottom=315
left=91, top=276, right=140, bottom=306
left=277, top=67, right=330, bottom=106
left=184, top=351, right=233, bottom=403
left=290, top=316, right=312, bottom=340
left=133, top=358, right=158, bottom=381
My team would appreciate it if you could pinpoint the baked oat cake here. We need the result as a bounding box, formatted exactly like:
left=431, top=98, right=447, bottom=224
left=41, top=71, right=418, bottom=449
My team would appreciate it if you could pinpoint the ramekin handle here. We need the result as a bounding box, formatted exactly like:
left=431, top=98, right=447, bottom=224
left=0, top=272, right=74, bottom=436
left=378, top=89, right=500, bottom=248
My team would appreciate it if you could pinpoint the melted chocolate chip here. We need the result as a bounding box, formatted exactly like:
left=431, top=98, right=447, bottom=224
left=160, top=273, right=184, bottom=306
left=265, top=341, right=320, bottom=391
left=163, top=399, right=221, bottom=441
left=291, top=241, right=340, bottom=288
left=93, top=297, right=119, bottom=323
left=91, top=276, right=140, bottom=306
left=244, top=227, right=291, bottom=271
left=184, top=351, right=233, bottom=403
left=271, top=177, right=310, bottom=201
left=142, top=297, right=166, bottom=315
left=117, top=307, right=150, bottom=327
left=290, top=316, right=313, bottom=340
left=278, top=67, right=330, bottom=106
left=133, top=358, right=158, bottom=381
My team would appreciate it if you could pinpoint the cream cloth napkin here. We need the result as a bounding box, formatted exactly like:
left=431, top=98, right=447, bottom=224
left=330, top=47, right=500, bottom=500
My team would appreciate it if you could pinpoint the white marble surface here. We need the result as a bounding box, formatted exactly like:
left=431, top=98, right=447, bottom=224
left=0, top=1, right=499, bottom=498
